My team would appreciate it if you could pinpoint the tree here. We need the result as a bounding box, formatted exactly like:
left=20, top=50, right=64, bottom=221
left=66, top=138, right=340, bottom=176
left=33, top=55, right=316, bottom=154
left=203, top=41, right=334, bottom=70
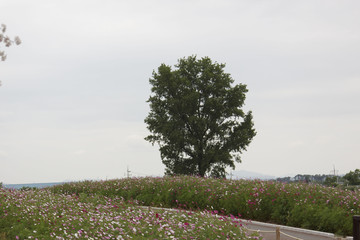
left=343, top=169, right=360, bottom=186
left=0, top=23, right=21, bottom=86
left=324, top=176, right=338, bottom=187
left=145, top=56, right=256, bottom=178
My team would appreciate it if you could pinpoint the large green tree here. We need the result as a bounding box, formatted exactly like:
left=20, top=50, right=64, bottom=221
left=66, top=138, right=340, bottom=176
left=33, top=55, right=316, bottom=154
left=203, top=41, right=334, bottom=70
left=343, top=169, right=360, bottom=186
left=145, top=56, right=256, bottom=178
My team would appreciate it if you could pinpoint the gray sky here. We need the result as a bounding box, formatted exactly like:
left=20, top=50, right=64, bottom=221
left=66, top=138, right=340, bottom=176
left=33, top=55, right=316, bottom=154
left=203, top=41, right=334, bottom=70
left=1, top=0, right=359, bottom=184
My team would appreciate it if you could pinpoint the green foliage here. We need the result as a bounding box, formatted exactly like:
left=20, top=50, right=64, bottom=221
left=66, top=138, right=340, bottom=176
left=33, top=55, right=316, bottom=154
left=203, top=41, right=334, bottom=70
left=343, top=169, right=360, bottom=186
left=288, top=205, right=352, bottom=235
left=0, top=186, right=260, bottom=240
left=0, top=232, right=7, bottom=240
left=19, top=186, right=37, bottom=191
left=4, top=177, right=357, bottom=237
left=324, top=176, right=338, bottom=187
left=145, top=55, right=256, bottom=177
left=48, top=176, right=359, bottom=236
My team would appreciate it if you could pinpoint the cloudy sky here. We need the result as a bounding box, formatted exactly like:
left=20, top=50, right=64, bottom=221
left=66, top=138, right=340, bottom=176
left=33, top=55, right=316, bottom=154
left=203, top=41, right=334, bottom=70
left=1, top=0, right=359, bottom=184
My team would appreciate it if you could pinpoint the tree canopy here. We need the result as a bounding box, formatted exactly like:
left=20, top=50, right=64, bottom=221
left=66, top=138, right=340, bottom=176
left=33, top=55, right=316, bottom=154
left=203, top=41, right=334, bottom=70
left=145, top=56, right=256, bottom=178
left=343, top=169, right=360, bottom=186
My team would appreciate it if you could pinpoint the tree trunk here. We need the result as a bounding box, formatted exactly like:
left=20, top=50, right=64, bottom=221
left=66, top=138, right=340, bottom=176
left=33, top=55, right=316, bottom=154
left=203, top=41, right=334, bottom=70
left=198, top=145, right=206, bottom=177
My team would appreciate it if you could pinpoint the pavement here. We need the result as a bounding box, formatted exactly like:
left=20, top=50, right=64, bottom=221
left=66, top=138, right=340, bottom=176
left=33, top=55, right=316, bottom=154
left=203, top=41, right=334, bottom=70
left=242, top=219, right=352, bottom=240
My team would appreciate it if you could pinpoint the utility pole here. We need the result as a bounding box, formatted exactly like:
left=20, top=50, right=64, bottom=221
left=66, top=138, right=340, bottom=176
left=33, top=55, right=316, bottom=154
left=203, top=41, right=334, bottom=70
left=330, top=165, right=339, bottom=183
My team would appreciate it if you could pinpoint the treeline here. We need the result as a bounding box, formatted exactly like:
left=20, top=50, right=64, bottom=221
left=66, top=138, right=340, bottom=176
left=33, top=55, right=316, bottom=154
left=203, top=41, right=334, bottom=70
left=276, top=169, right=360, bottom=188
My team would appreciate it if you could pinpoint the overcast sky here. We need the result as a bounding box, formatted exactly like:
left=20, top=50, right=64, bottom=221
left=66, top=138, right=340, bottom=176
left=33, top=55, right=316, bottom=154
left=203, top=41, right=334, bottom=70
left=1, top=0, right=359, bottom=184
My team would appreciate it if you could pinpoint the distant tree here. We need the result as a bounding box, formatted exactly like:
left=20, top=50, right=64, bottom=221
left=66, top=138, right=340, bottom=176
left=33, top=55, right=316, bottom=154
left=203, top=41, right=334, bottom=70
left=313, top=174, right=328, bottom=183
left=145, top=55, right=256, bottom=178
left=324, top=176, right=338, bottom=187
left=0, top=23, right=21, bottom=86
left=343, top=169, right=360, bottom=186
left=276, top=177, right=291, bottom=183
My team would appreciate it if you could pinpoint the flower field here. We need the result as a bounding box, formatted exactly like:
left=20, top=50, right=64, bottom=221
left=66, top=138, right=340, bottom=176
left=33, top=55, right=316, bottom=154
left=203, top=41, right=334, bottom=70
left=1, top=176, right=359, bottom=239
left=0, top=185, right=260, bottom=240
left=49, top=176, right=360, bottom=236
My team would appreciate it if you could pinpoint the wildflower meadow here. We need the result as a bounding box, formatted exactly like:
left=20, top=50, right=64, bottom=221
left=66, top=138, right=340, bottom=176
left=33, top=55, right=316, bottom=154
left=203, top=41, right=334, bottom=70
left=1, top=176, right=359, bottom=239
left=49, top=176, right=359, bottom=236
left=0, top=181, right=260, bottom=240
